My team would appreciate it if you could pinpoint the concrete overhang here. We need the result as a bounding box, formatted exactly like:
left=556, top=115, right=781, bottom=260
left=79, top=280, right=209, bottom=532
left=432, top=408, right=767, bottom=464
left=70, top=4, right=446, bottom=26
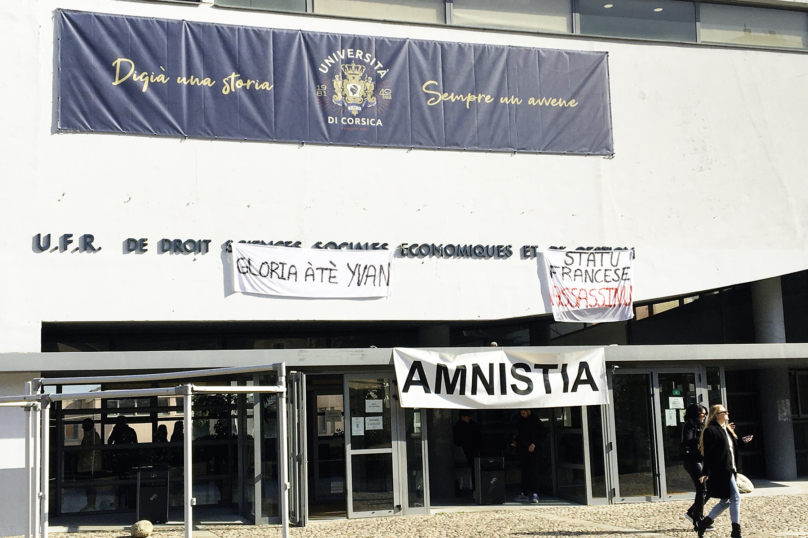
left=1, top=343, right=808, bottom=376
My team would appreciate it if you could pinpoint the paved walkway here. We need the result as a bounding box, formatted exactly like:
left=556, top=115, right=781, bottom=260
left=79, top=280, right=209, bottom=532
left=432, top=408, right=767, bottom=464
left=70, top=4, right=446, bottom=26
left=33, top=479, right=808, bottom=538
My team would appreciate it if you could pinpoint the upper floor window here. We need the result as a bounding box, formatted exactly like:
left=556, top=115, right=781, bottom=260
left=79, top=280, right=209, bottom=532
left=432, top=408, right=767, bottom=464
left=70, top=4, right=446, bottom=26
left=215, top=0, right=307, bottom=13
left=313, top=0, right=446, bottom=24
left=452, top=0, right=572, bottom=34
left=700, top=3, right=808, bottom=50
left=578, top=0, right=696, bottom=42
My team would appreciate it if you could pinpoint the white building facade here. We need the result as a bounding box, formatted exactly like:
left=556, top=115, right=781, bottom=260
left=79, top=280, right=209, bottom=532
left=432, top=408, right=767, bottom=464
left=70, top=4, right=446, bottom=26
left=2, top=0, right=808, bottom=534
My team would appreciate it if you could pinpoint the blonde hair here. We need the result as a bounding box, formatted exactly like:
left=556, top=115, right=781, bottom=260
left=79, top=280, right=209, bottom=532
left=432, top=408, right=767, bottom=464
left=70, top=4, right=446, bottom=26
left=699, top=404, right=737, bottom=455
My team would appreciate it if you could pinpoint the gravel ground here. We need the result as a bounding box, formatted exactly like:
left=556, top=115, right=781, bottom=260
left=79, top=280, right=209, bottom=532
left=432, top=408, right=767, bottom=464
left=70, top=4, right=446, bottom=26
left=34, top=493, right=808, bottom=538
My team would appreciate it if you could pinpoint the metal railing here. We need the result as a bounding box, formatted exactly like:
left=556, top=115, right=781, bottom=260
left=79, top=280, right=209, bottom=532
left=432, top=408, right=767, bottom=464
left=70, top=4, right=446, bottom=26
left=0, top=364, right=290, bottom=538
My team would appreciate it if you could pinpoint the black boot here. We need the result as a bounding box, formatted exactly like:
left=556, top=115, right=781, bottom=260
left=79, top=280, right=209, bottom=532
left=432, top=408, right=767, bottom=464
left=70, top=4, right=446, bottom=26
left=731, top=523, right=742, bottom=538
left=697, top=517, right=714, bottom=538
left=692, top=514, right=703, bottom=533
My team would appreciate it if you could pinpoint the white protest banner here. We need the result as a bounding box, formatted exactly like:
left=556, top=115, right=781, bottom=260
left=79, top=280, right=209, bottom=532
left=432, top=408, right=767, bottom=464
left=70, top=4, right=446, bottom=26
left=232, top=243, right=392, bottom=298
left=393, top=348, right=608, bottom=409
left=543, top=249, right=634, bottom=323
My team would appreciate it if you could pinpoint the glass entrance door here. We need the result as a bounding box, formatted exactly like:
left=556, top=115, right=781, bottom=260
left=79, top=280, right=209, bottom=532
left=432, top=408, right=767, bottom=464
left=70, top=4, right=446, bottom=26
left=608, top=369, right=705, bottom=502
left=656, top=371, right=699, bottom=500
left=344, top=375, right=399, bottom=518
left=611, top=373, right=659, bottom=500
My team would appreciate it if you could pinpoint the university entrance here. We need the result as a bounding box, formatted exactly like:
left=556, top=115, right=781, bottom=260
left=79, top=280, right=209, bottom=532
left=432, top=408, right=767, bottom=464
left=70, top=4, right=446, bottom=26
left=607, top=367, right=724, bottom=502
left=287, top=372, right=429, bottom=523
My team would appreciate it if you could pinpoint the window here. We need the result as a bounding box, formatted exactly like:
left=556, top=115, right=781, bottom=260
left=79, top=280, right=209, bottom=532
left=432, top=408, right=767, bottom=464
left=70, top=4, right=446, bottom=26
left=214, top=0, right=306, bottom=12
left=215, top=0, right=306, bottom=11
left=452, top=0, right=572, bottom=34
left=700, top=4, right=808, bottom=50
left=578, top=0, right=696, bottom=42
left=313, top=0, right=445, bottom=24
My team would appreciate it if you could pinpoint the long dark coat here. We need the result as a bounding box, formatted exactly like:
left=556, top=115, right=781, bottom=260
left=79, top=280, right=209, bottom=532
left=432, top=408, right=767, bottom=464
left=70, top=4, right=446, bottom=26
left=701, top=421, right=740, bottom=500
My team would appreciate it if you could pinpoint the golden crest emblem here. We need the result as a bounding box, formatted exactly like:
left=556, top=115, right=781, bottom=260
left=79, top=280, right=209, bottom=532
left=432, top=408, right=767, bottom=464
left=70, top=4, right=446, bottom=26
left=332, top=62, right=377, bottom=115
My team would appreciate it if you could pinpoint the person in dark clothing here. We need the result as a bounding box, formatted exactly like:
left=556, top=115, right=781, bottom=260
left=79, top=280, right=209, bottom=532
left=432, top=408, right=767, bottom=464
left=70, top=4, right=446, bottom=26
left=453, top=410, right=482, bottom=492
left=682, top=403, right=708, bottom=530
left=108, top=415, right=139, bottom=509
left=170, top=419, right=184, bottom=467
left=511, top=409, right=546, bottom=503
left=151, top=424, right=170, bottom=465
left=697, top=404, right=754, bottom=538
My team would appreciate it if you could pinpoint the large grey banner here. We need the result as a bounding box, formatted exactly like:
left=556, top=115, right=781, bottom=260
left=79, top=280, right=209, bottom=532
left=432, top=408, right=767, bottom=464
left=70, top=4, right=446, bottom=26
left=57, top=10, right=614, bottom=155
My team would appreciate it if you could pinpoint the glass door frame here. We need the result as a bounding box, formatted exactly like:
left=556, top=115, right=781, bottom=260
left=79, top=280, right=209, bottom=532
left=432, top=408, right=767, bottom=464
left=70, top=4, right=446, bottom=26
left=394, top=405, right=430, bottom=515
left=343, top=373, right=401, bottom=519
left=654, top=367, right=707, bottom=501
left=605, top=366, right=709, bottom=503
left=286, top=372, right=308, bottom=526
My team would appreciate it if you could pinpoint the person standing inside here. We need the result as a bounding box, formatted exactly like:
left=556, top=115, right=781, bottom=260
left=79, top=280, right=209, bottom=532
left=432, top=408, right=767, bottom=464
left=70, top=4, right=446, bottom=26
left=697, top=405, right=754, bottom=538
left=108, top=415, right=139, bottom=509
left=511, top=408, right=546, bottom=504
left=453, top=410, right=482, bottom=493
left=682, top=404, right=708, bottom=530
left=77, top=418, right=102, bottom=511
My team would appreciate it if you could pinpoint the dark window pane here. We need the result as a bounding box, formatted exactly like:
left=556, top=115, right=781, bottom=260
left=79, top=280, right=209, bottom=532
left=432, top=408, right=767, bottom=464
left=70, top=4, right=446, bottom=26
left=578, top=0, right=696, bottom=42
left=799, top=374, right=808, bottom=417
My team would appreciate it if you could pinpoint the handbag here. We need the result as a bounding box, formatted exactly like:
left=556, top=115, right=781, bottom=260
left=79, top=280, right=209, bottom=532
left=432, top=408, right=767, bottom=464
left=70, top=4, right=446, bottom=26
left=736, top=473, right=754, bottom=493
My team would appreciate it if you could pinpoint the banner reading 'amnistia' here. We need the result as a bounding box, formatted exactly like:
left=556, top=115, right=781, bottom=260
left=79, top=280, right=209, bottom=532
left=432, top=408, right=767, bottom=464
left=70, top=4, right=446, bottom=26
left=57, top=10, right=613, bottom=155
left=393, top=348, right=608, bottom=409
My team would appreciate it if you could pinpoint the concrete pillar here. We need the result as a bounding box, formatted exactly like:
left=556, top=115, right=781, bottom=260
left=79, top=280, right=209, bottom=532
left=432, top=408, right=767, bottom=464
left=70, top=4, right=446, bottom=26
left=751, top=277, right=786, bottom=343
left=751, top=278, right=796, bottom=480
left=757, top=368, right=798, bottom=480
left=417, top=325, right=450, bottom=347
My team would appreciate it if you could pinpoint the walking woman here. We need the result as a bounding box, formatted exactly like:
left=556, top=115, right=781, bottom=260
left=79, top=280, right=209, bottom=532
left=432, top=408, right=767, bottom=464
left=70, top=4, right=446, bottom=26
left=697, top=404, right=753, bottom=538
left=681, top=403, right=708, bottom=530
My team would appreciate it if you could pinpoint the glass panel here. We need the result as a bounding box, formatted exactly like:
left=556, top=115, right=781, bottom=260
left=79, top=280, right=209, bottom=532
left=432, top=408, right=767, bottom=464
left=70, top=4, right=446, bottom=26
left=405, top=408, right=425, bottom=508
left=557, top=467, right=586, bottom=501
left=351, top=453, right=394, bottom=512
left=314, top=393, right=346, bottom=502
left=60, top=485, right=121, bottom=513
left=452, top=0, right=571, bottom=33
left=725, top=370, right=764, bottom=478
left=348, top=378, right=392, bottom=450
left=700, top=4, right=808, bottom=49
left=215, top=0, right=306, bottom=12
left=613, top=373, right=657, bottom=497
left=578, top=0, right=696, bottom=42
left=554, top=407, right=585, bottom=502
left=54, top=382, right=248, bottom=519
left=790, top=372, right=800, bottom=417
left=314, top=0, right=445, bottom=24
left=799, top=373, right=808, bottom=417
left=658, top=372, right=697, bottom=495
left=587, top=406, right=607, bottom=498
left=261, top=393, right=280, bottom=519
left=707, top=367, right=723, bottom=407
left=794, top=420, right=808, bottom=476
left=242, top=398, right=256, bottom=518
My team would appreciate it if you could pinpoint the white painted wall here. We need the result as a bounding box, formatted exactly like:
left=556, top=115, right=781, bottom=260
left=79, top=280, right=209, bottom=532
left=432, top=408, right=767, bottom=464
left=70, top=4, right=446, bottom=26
left=0, top=373, right=38, bottom=537
left=2, top=0, right=808, bottom=352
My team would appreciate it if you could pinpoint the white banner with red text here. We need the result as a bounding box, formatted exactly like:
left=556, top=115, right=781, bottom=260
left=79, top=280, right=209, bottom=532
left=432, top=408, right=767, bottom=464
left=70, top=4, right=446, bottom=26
left=543, top=249, right=634, bottom=323
left=393, top=347, right=608, bottom=409
left=232, top=243, right=393, bottom=298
